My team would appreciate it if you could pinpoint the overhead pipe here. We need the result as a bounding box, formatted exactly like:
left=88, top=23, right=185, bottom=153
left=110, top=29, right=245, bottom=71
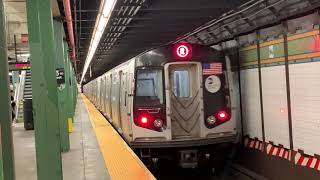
left=63, top=0, right=76, bottom=60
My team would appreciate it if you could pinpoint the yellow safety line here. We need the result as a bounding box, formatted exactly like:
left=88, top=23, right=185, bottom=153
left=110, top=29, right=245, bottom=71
left=240, top=30, right=319, bottom=52
left=81, top=94, right=156, bottom=180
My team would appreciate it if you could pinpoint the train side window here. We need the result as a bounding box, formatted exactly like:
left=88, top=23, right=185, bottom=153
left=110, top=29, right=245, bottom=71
left=173, top=70, right=190, bottom=98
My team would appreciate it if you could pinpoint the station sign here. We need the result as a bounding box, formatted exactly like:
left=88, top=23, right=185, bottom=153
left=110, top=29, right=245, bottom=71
left=176, top=45, right=189, bottom=58
left=173, top=43, right=192, bottom=60
left=56, top=68, right=65, bottom=85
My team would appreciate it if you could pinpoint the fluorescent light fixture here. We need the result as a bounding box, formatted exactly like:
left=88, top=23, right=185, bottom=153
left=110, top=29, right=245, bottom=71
left=80, top=0, right=117, bottom=84
left=17, top=53, right=30, bottom=57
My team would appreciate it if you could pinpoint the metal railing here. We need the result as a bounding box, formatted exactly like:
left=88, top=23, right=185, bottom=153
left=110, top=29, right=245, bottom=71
left=14, top=70, right=26, bottom=120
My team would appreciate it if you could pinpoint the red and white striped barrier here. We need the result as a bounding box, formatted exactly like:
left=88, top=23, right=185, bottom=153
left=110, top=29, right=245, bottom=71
left=244, top=137, right=263, bottom=151
left=244, top=137, right=290, bottom=161
left=266, top=143, right=291, bottom=161
left=243, top=137, right=320, bottom=172
left=294, top=152, right=320, bottom=171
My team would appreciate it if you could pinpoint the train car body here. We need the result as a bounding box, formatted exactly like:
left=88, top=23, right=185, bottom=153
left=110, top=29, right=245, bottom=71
left=83, top=43, right=238, bottom=168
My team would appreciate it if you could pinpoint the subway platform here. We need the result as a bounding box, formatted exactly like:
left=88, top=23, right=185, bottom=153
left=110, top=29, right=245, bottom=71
left=13, top=95, right=155, bottom=180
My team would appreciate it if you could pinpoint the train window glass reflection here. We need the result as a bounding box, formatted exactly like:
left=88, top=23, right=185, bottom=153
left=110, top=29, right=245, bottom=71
left=136, top=69, right=164, bottom=106
left=173, top=70, right=190, bottom=98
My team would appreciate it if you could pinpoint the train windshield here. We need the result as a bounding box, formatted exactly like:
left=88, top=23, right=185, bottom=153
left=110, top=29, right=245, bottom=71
left=135, top=69, right=164, bottom=106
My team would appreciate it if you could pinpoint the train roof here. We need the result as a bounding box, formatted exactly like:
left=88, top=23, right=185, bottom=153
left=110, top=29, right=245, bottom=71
left=84, top=43, right=224, bottom=84
left=135, top=43, right=224, bottom=67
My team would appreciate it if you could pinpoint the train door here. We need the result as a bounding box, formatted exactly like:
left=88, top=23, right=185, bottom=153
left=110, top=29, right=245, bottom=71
left=165, top=62, right=203, bottom=139
left=120, top=71, right=130, bottom=135
left=94, top=81, right=97, bottom=104
left=107, top=74, right=113, bottom=119
left=93, top=81, right=95, bottom=102
left=98, top=78, right=103, bottom=110
left=103, top=76, right=107, bottom=114
left=111, top=72, right=121, bottom=128
left=101, top=76, right=106, bottom=114
left=118, top=71, right=123, bottom=128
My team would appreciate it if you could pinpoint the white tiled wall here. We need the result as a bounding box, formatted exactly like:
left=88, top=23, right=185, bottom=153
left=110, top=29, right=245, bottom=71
left=290, top=61, right=320, bottom=155
left=261, top=66, right=290, bottom=148
left=240, top=69, right=263, bottom=140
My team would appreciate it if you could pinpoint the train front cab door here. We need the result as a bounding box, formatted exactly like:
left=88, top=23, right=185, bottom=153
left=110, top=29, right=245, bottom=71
left=165, top=62, right=203, bottom=139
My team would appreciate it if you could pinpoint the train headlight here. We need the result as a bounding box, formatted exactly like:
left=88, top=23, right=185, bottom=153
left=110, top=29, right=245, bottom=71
left=153, top=119, right=164, bottom=128
left=206, top=116, right=216, bottom=125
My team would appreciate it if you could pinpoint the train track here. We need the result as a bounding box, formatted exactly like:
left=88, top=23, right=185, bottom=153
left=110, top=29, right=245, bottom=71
left=227, top=163, right=269, bottom=180
left=151, top=159, right=269, bottom=180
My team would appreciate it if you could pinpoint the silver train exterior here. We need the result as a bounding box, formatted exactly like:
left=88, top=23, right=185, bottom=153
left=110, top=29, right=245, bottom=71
left=83, top=43, right=238, bottom=167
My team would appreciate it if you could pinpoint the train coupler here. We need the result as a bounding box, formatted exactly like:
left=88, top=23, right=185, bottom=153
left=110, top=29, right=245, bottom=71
left=179, top=150, right=198, bottom=168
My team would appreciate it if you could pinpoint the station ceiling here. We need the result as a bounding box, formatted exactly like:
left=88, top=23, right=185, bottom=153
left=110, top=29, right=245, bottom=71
left=4, top=0, right=28, bottom=61
left=67, top=0, right=249, bottom=82
left=4, top=0, right=59, bottom=62
left=4, top=0, right=320, bottom=83
left=61, top=0, right=320, bottom=82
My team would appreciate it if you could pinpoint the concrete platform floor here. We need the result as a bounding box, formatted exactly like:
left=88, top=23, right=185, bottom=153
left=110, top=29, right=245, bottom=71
left=13, top=95, right=111, bottom=180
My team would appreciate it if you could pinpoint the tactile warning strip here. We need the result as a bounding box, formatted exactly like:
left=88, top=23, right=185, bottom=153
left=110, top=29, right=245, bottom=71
left=81, top=94, right=156, bottom=180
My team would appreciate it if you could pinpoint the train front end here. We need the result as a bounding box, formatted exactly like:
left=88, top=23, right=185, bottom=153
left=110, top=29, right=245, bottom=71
left=131, top=44, right=238, bottom=168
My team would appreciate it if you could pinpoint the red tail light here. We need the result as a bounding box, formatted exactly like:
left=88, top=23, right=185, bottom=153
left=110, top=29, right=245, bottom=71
left=205, top=109, right=231, bottom=128
left=140, top=116, right=148, bottom=124
left=217, top=111, right=229, bottom=121
left=137, top=114, right=151, bottom=127
left=134, top=108, right=167, bottom=132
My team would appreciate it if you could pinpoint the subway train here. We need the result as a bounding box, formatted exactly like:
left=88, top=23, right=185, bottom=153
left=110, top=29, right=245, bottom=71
left=83, top=43, right=238, bottom=170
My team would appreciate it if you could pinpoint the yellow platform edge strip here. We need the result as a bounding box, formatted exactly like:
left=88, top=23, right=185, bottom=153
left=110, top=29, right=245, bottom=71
left=81, top=94, right=156, bottom=180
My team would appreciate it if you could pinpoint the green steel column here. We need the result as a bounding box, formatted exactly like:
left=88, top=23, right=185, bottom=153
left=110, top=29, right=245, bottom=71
left=0, top=0, right=14, bottom=179
left=26, top=0, right=63, bottom=179
left=69, top=62, right=72, bottom=111
left=70, top=63, right=76, bottom=116
left=63, top=42, right=73, bottom=122
left=74, top=70, right=77, bottom=102
left=53, top=20, right=70, bottom=152
left=74, top=74, right=78, bottom=109
left=71, top=68, right=76, bottom=114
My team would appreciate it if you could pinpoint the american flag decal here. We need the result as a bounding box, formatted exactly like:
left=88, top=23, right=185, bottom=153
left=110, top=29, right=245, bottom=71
left=202, top=63, right=222, bottom=75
